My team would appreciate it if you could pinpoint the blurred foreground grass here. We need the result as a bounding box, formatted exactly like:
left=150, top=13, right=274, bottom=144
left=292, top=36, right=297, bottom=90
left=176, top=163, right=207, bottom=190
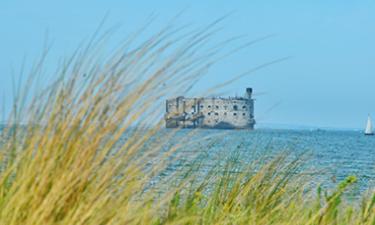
left=0, top=23, right=374, bottom=225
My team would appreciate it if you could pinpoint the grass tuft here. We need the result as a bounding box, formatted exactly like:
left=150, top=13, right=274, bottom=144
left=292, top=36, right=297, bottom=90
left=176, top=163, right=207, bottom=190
left=0, top=23, right=374, bottom=225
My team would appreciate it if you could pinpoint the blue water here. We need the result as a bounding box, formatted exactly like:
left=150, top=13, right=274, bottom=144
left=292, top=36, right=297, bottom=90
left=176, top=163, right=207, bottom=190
left=159, top=129, right=375, bottom=195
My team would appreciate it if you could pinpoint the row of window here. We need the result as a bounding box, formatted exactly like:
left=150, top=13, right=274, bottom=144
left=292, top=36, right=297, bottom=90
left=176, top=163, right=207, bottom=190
left=168, top=104, right=249, bottom=110
left=207, top=112, right=247, bottom=116
left=197, top=105, right=247, bottom=110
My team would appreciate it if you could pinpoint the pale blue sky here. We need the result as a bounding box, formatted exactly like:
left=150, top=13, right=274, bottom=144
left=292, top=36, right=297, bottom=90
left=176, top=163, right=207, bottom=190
left=1, top=0, right=375, bottom=129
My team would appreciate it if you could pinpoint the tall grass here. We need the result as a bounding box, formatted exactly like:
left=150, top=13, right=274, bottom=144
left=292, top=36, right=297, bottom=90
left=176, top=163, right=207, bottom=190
left=0, top=22, right=374, bottom=225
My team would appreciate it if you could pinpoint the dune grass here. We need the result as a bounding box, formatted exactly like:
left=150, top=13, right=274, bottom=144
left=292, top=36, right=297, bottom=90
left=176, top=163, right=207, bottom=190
left=0, top=23, right=374, bottom=225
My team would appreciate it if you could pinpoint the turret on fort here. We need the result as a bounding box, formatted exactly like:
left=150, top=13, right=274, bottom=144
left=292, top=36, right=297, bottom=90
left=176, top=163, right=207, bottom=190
left=165, top=88, right=255, bottom=129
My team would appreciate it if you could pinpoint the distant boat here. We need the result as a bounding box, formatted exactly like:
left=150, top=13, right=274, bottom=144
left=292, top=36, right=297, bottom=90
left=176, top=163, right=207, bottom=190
left=365, top=115, right=374, bottom=135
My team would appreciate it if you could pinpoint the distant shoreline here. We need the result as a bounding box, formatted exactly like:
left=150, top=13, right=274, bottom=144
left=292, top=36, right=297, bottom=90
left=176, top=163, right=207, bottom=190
left=257, top=123, right=362, bottom=132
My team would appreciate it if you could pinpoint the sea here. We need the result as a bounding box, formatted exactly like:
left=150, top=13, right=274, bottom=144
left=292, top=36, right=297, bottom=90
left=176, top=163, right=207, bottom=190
left=155, top=128, right=375, bottom=196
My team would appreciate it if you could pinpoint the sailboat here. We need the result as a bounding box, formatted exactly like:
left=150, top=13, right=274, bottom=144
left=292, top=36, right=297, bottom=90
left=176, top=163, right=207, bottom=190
left=365, top=115, right=374, bottom=136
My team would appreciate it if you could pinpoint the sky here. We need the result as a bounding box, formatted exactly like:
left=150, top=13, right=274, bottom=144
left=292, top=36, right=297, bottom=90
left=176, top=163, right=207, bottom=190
left=1, top=0, right=375, bottom=129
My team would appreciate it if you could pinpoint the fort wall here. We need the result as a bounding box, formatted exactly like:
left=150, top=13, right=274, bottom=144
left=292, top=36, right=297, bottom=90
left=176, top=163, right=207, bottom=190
left=165, top=88, right=255, bottom=129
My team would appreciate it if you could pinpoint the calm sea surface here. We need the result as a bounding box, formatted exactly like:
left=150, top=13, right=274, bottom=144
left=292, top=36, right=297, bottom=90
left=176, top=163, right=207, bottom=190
left=158, top=129, right=375, bottom=195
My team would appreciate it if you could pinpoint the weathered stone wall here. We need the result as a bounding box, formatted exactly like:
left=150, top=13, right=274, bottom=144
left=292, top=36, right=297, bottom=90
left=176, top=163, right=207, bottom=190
left=165, top=88, right=255, bottom=129
left=198, top=98, right=254, bottom=128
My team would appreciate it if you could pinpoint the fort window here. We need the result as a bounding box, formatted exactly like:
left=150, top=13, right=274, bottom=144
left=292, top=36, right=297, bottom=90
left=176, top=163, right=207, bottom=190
left=224, top=112, right=227, bottom=116
left=215, top=112, right=219, bottom=116
left=233, top=113, right=237, bottom=116
left=242, top=106, right=247, bottom=109
left=215, top=105, right=219, bottom=109
left=208, top=112, right=211, bottom=116
left=224, top=105, right=228, bottom=110
left=233, top=105, right=238, bottom=111
left=208, top=105, right=211, bottom=108
left=200, top=105, right=204, bottom=108
left=243, top=113, right=246, bottom=116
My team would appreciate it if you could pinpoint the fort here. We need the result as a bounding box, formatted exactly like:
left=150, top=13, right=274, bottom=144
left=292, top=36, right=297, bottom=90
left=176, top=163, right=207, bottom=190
left=165, top=88, right=255, bottom=129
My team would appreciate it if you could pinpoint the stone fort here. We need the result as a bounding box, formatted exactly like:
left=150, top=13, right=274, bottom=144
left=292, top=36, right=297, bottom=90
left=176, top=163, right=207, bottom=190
left=165, top=88, right=255, bottom=129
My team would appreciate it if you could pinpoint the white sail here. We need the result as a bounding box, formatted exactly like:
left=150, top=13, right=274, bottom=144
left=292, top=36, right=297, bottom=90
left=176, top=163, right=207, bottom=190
left=365, top=115, right=373, bottom=135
